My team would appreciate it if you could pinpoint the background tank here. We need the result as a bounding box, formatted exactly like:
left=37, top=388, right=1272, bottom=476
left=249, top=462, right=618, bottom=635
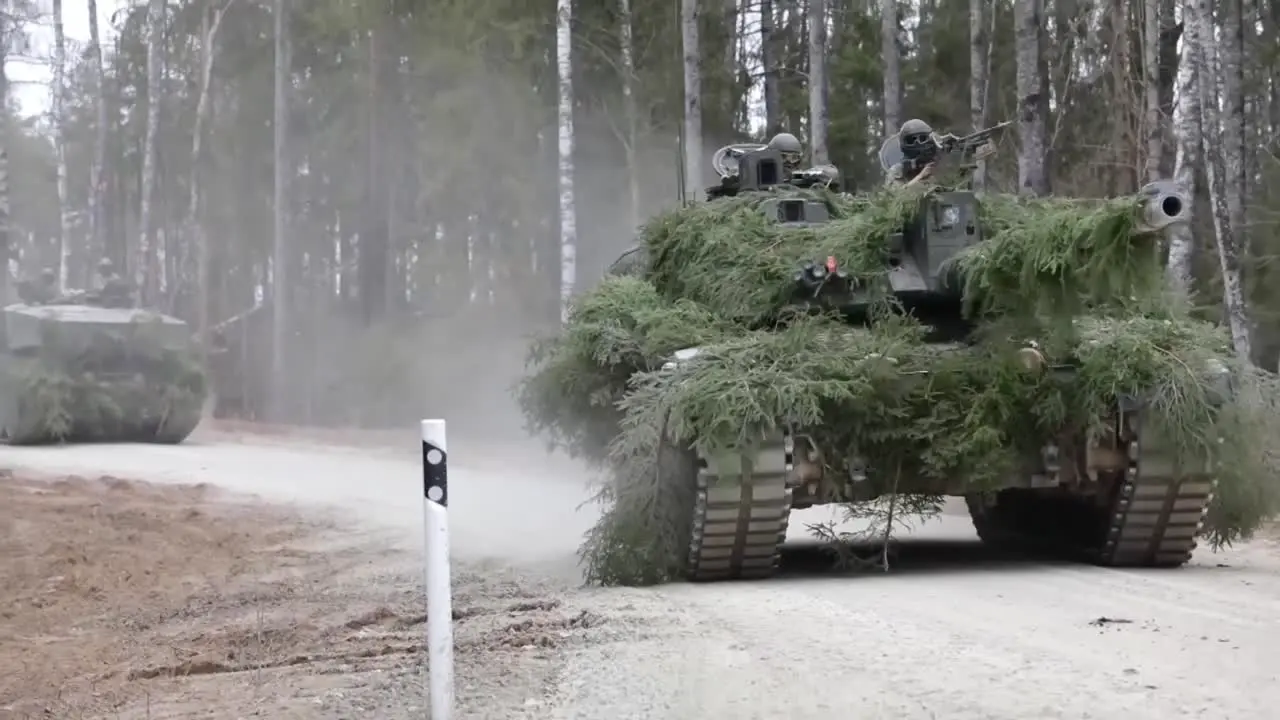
left=0, top=301, right=206, bottom=445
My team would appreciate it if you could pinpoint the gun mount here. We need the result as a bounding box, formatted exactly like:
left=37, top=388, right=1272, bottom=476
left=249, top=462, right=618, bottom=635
left=707, top=142, right=841, bottom=199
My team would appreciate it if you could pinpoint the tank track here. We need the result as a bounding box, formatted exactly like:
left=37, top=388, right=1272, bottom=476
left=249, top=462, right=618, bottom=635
left=685, top=434, right=793, bottom=582
left=1097, top=408, right=1216, bottom=566
left=969, top=407, right=1216, bottom=567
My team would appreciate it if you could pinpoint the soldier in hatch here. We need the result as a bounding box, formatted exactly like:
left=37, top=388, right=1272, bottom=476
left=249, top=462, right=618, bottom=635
left=767, top=132, right=805, bottom=175
left=93, top=258, right=134, bottom=308
left=885, top=118, right=941, bottom=187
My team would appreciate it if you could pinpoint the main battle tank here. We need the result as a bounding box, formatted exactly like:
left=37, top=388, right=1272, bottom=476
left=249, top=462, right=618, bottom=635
left=0, top=292, right=206, bottom=445
left=607, top=127, right=1215, bottom=582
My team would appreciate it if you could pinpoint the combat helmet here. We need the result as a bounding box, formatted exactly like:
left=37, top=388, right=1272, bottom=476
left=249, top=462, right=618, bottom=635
left=899, top=118, right=936, bottom=159
left=767, top=132, right=804, bottom=172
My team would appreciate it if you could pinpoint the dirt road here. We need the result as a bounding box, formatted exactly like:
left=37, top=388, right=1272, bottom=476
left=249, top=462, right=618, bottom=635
left=7, top=432, right=1280, bottom=719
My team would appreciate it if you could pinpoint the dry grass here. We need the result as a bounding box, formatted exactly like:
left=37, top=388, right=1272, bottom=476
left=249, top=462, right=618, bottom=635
left=0, top=468, right=597, bottom=719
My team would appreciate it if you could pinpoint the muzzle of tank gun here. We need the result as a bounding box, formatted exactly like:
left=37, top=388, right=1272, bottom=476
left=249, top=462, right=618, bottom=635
left=1135, top=180, right=1190, bottom=234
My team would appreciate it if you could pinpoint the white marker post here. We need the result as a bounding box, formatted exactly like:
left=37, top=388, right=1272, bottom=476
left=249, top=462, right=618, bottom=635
left=421, top=419, right=454, bottom=720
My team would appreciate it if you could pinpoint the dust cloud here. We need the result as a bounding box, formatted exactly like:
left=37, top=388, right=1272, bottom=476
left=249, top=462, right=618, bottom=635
left=206, top=64, right=742, bottom=463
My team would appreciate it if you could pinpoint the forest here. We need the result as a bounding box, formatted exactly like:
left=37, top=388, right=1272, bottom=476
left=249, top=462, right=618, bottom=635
left=0, top=0, right=1270, bottom=434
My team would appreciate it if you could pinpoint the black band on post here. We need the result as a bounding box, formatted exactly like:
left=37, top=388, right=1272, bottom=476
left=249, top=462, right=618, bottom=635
left=423, top=440, right=448, bottom=508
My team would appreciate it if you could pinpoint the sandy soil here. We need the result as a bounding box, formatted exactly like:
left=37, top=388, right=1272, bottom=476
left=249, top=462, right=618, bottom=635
left=7, top=425, right=1280, bottom=720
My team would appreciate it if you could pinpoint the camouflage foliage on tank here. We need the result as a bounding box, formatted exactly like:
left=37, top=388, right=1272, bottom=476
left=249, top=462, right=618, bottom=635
left=0, top=302, right=206, bottom=444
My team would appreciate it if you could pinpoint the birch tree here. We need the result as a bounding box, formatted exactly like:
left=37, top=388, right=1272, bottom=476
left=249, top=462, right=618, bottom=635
left=137, top=0, right=165, bottom=301
left=880, top=0, right=901, bottom=134
left=86, top=0, right=107, bottom=266
left=1189, top=0, right=1251, bottom=359
left=618, top=0, right=640, bottom=230
left=1165, top=0, right=1199, bottom=297
left=1013, top=0, right=1048, bottom=196
left=807, top=0, right=829, bottom=166
left=50, top=0, right=68, bottom=290
left=556, top=0, right=576, bottom=323
left=271, top=0, right=290, bottom=418
left=681, top=0, right=701, bottom=201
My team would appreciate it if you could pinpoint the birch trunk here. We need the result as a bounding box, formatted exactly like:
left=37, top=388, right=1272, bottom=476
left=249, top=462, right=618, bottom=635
left=51, top=0, right=69, bottom=291
left=618, top=0, right=640, bottom=230
left=969, top=0, right=990, bottom=188
left=190, top=0, right=233, bottom=358
left=1186, top=0, right=1250, bottom=359
left=1165, top=0, right=1199, bottom=298
left=87, top=0, right=108, bottom=266
left=880, top=0, right=901, bottom=134
left=1141, top=0, right=1162, bottom=181
left=807, top=0, right=829, bottom=165
left=137, top=0, right=165, bottom=302
left=271, top=0, right=290, bottom=419
left=1013, top=0, right=1049, bottom=196
left=1204, top=0, right=1251, bottom=359
left=681, top=0, right=701, bottom=203
left=555, top=0, right=577, bottom=323
left=761, top=0, right=781, bottom=133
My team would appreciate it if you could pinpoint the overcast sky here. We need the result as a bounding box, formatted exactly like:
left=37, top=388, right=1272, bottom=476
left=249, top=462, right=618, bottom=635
left=10, top=0, right=125, bottom=118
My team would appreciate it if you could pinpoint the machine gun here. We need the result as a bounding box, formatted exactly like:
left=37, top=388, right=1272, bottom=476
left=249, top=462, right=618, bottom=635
left=899, top=120, right=1012, bottom=184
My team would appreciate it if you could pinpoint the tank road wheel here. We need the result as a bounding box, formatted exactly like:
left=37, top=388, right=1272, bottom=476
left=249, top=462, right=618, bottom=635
left=685, top=433, right=793, bottom=582
left=966, top=407, right=1216, bottom=568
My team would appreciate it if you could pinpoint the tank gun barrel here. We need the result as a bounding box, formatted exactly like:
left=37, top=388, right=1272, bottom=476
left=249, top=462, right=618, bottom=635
left=1135, top=180, right=1189, bottom=234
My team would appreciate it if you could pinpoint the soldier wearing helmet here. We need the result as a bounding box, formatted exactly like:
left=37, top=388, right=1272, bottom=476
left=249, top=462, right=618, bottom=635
left=886, top=118, right=940, bottom=186
left=767, top=131, right=804, bottom=176
left=93, top=258, right=134, bottom=308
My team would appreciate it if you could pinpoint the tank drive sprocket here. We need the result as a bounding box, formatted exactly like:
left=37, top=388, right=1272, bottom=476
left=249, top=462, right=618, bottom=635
left=966, top=405, right=1216, bottom=567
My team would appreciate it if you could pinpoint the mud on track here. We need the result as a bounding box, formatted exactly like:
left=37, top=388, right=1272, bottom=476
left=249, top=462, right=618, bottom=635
left=0, top=469, right=604, bottom=719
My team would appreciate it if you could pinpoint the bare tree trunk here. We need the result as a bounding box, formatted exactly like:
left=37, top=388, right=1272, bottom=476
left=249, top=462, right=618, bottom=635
left=880, top=0, right=901, bottom=134
left=618, top=0, right=640, bottom=230
left=556, top=0, right=577, bottom=323
left=271, top=0, right=290, bottom=419
left=87, top=0, right=109, bottom=268
left=807, top=0, right=829, bottom=165
left=1014, top=0, right=1049, bottom=196
left=138, top=0, right=165, bottom=302
left=682, top=0, right=702, bottom=201
left=761, top=0, right=781, bottom=133
left=1141, top=0, right=1162, bottom=181
left=0, top=13, right=9, bottom=304
left=189, top=0, right=233, bottom=360
left=52, top=0, right=70, bottom=291
left=1165, top=0, right=1199, bottom=298
left=1188, top=0, right=1250, bottom=359
left=969, top=0, right=991, bottom=188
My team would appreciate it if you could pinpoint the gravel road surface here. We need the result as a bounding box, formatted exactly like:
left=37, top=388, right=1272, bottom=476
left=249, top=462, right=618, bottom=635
left=8, top=435, right=1279, bottom=720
